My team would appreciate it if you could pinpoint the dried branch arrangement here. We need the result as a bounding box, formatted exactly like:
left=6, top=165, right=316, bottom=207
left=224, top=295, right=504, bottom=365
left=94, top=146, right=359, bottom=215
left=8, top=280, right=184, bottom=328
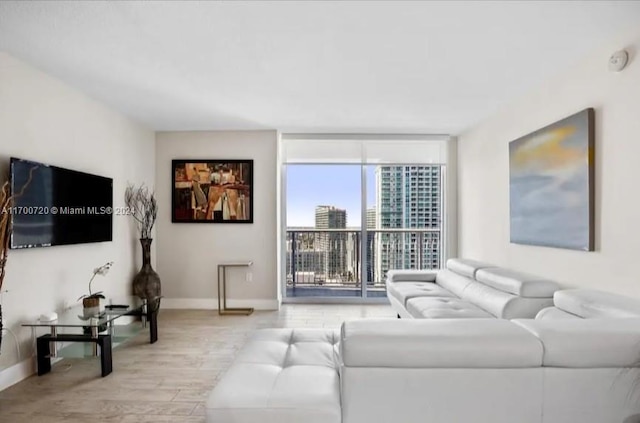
left=125, top=183, right=158, bottom=239
left=0, top=167, right=35, bottom=292
left=0, top=180, right=11, bottom=293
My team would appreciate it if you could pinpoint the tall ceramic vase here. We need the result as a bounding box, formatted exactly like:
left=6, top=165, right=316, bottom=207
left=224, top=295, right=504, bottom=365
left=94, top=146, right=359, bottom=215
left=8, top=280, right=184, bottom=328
left=132, top=238, right=161, bottom=302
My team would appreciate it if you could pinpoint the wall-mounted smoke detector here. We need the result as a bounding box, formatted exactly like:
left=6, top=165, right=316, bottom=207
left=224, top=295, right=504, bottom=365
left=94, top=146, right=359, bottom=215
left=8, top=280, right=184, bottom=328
left=608, top=50, right=629, bottom=72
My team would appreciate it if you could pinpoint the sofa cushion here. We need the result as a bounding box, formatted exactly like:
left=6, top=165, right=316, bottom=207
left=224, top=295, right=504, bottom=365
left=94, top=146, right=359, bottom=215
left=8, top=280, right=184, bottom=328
left=435, top=269, right=474, bottom=297
left=206, top=328, right=341, bottom=423
left=535, top=307, right=581, bottom=320
left=386, top=269, right=437, bottom=283
left=387, top=282, right=455, bottom=306
left=514, top=318, right=640, bottom=368
left=554, top=289, right=640, bottom=318
left=446, top=258, right=494, bottom=278
left=461, top=281, right=555, bottom=319
left=475, top=267, right=558, bottom=298
left=340, top=319, right=543, bottom=368
left=406, top=297, right=493, bottom=319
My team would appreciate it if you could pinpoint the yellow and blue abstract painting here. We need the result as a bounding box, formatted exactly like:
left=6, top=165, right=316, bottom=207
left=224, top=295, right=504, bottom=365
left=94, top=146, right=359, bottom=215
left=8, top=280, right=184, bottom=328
left=509, top=109, right=594, bottom=251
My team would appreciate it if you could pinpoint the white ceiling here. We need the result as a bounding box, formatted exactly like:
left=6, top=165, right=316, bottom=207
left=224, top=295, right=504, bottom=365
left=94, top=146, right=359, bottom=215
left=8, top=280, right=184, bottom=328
left=1, top=1, right=639, bottom=133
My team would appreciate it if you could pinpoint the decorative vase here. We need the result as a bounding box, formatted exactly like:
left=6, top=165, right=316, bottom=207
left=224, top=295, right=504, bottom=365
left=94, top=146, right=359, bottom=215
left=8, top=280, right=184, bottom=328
left=132, top=238, right=161, bottom=301
left=82, top=297, right=100, bottom=309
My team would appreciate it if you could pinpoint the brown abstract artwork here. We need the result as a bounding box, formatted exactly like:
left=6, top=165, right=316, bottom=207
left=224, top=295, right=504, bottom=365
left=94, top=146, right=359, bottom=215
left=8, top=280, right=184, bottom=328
left=172, top=160, right=253, bottom=223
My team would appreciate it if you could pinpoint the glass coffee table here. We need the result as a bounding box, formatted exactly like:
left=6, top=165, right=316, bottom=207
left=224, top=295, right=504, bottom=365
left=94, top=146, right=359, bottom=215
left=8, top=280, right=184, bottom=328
left=22, top=296, right=160, bottom=377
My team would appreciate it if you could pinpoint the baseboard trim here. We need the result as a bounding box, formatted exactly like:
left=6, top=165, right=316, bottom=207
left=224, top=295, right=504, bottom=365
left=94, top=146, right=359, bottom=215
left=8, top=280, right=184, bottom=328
left=0, top=357, right=35, bottom=392
left=161, top=298, right=279, bottom=310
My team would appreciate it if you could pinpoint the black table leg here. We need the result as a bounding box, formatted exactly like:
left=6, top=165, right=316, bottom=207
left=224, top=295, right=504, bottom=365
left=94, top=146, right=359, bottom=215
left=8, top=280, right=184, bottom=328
left=99, top=335, right=113, bottom=377
left=124, top=300, right=160, bottom=344
left=36, top=336, right=52, bottom=376
left=149, top=307, right=158, bottom=344
left=36, top=334, right=113, bottom=377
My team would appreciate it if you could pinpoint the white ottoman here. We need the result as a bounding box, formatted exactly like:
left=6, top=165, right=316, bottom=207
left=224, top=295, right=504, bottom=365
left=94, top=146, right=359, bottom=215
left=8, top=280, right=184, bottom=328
left=206, top=328, right=341, bottom=423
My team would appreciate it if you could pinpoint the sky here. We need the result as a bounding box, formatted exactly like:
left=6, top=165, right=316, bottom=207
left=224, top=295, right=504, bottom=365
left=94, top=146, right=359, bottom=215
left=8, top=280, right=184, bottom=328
left=286, top=165, right=376, bottom=227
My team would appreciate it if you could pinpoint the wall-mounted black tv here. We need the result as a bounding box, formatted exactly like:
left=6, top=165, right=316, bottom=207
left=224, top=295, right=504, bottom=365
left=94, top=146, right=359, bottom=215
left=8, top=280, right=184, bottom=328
left=9, top=158, right=113, bottom=249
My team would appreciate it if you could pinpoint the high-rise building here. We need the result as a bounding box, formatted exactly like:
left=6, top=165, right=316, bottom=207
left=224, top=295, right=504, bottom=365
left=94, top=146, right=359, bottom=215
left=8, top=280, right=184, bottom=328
left=375, top=166, right=441, bottom=281
left=286, top=228, right=325, bottom=284
left=345, top=231, right=360, bottom=284
left=366, top=207, right=376, bottom=229
left=315, top=205, right=348, bottom=280
left=366, top=207, right=377, bottom=283
left=315, top=205, right=347, bottom=229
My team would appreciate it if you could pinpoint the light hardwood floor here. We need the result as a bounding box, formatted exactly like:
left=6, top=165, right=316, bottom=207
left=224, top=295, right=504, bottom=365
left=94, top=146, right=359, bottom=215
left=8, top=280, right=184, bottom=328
left=0, top=304, right=395, bottom=422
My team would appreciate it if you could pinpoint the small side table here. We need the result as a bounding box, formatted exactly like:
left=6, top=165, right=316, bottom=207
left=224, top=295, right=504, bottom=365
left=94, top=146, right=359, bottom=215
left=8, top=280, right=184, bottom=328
left=217, top=261, right=254, bottom=315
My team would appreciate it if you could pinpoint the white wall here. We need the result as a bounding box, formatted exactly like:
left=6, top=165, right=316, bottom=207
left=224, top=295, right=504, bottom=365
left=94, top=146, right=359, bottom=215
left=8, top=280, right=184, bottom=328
left=0, top=53, right=155, bottom=379
left=458, top=28, right=640, bottom=297
left=155, top=131, right=278, bottom=309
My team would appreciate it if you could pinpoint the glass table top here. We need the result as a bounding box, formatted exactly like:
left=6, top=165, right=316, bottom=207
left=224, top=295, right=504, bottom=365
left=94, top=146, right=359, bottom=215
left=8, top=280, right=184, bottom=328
left=22, top=296, right=144, bottom=328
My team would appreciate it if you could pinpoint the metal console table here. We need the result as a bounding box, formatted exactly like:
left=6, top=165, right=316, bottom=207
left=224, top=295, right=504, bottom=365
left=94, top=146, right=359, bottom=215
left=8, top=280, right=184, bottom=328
left=217, top=261, right=253, bottom=315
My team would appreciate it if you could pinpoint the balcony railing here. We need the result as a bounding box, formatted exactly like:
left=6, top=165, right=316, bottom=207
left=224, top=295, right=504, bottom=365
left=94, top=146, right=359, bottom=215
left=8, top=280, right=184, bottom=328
left=286, top=228, right=441, bottom=295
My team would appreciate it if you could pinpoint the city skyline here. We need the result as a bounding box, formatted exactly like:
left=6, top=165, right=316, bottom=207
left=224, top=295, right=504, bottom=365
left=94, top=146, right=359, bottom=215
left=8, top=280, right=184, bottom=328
left=286, top=165, right=376, bottom=227
left=286, top=164, right=442, bottom=287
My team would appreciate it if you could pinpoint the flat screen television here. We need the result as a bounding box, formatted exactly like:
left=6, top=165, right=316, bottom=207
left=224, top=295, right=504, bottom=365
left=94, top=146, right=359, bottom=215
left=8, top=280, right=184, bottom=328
left=9, top=158, right=113, bottom=249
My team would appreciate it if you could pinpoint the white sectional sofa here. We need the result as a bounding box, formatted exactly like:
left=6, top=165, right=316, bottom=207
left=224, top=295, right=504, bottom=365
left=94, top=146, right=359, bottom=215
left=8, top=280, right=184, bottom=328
left=537, top=288, right=640, bottom=319
left=387, top=258, right=559, bottom=319
left=340, top=317, right=640, bottom=423
left=206, top=288, right=640, bottom=423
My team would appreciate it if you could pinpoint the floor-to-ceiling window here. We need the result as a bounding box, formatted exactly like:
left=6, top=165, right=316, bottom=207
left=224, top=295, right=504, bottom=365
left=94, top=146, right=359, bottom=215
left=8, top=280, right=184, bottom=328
left=286, top=164, right=363, bottom=298
left=280, top=135, right=451, bottom=301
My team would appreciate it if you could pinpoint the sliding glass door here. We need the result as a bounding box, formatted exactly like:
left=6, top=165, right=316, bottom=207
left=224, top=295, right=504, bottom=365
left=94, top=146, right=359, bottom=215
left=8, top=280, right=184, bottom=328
left=281, top=135, right=450, bottom=301
left=286, top=164, right=363, bottom=298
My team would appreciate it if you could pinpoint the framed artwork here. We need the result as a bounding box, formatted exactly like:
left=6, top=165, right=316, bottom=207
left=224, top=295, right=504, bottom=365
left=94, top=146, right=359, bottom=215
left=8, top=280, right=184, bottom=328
left=509, top=108, right=594, bottom=251
left=172, top=159, right=253, bottom=223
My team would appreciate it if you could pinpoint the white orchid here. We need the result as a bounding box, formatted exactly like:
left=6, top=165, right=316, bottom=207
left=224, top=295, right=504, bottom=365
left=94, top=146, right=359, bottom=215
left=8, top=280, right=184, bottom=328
left=93, top=262, right=113, bottom=276
left=78, top=261, right=114, bottom=301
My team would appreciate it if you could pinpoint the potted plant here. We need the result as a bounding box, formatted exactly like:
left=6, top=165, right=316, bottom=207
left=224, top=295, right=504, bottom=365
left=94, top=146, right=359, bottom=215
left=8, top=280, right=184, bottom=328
left=77, top=261, right=114, bottom=309
left=125, top=184, right=161, bottom=305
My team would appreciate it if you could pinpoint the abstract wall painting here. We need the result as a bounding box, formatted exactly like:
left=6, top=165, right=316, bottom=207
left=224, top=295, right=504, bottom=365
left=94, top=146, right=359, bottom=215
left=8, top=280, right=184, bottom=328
left=172, top=159, right=253, bottom=223
left=509, top=108, right=594, bottom=251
